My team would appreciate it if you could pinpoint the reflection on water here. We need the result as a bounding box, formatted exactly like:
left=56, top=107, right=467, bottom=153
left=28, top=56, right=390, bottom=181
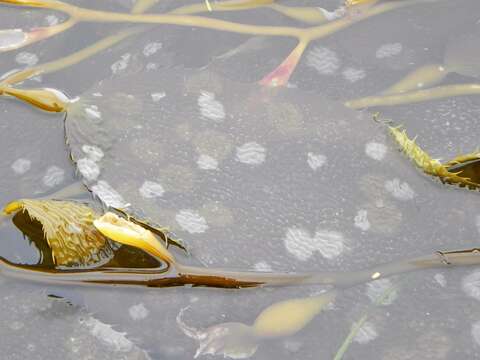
left=1, top=0, right=480, bottom=359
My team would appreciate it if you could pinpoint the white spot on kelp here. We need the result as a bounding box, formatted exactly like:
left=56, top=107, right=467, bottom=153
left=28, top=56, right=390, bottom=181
left=42, top=166, right=65, bottom=187
left=306, top=46, right=340, bottom=75
left=354, top=209, right=370, bottom=231
left=462, top=271, right=480, bottom=301
left=376, top=43, right=403, bottom=59
left=472, top=321, right=480, bottom=347
left=365, top=142, right=387, bottom=161
left=366, top=278, right=397, bottom=305
left=82, top=144, right=104, bottom=162
left=176, top=209, right=209, bottom=234
left=307, top=152, right=326, bottom=171
left=81, top=316, right=133, bottom=352
left=434, top=273, right=447, bottom=287
left=236, top=142, right=266, bottom=165
left=129, top=303, right=149, bottom=321
left=85, top=105, right=102, bottom=120
left=253, top=261, right=272, bottom=272
left=139, top=180, right=165, bottom=198
left=342, top=67, right=366, bottom=82
left=151, top=92, right=166, bottom=102
left=143, top=42, right=162, bottom=57
left=385, top=178, right=415, bottom=200
left=77, top=157, right=100, bottom=182
left=111, top=53, right=131, bottom=74
left=15, top=51, right=38, bottom=66
left=319, top=7, right=345, bottom=21
left=45, top=14, right=59, bottom=26
left=354, top=321, right=378, bottom=344
left=197, top=154, right=218, bottom=170
left=0, top=29, right=27, bottom=51
left=284, top=227, right=345, bottom=261
left=198, top=91, right=226, bottom=122
left=11, top=158, right=31, bottom=175
left=91, top=181, right=128, bottom=208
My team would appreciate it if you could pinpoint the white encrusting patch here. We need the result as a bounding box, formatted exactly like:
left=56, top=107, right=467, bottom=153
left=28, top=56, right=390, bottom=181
left=143, top=42, right=162, bottom=57
left=307, top=152, right=327, bottom=171
left=365, top=142, right=387, bottom=161
left=81, top=316, right=134, bottom=352
left=284, top=227, right=345, bottom=261
left=11, top=158, right=31, bottom=175
left=0, top=29, right=27, bottom=51
left=385, top=178, right=415, bottom=200
left=235, top=142, right=266, bottom=165
left=175, top=209, right=209, bottom=234
left=45, top=14, right=59, bottom=26
left=139, top=180, right=165, bottom=198
left=42, top=166, right=65, bottom=187
left=197, top=91, right=226, bottom=122
left=128, top=303, right=149, bottom=321
left=353, top=321, right=378, bottom=344
left=151, top=92, right=166, bottom=102
left=91, top=181, right=128, bottom=208
left=85, top=105, right=102, bottom=120
left=253, top=261, right=273, bottom=272
left=366, top=278, right=397, bottom=305
left=342, top=67, right=366, bottom=82
left=197, top=154, right=218, bottom=170
left=306, top=46, right=340, bottom=75
left=82, top=144, right=104, bottom=162
left=472, top=321, right=480, bottom=347
left=375, top=43, right=403, bottom=59
left=434, top=273, right=447, bottom=287
left=77, top=157, right=100, bottom=182
left=462, top=271, right=480, bottom=301
left=111, top=53, right=131, bottom=74
left=354, top=209, right=370, bottom=231
left=15, top=51, right=38, bottom=66
left=319, top=7, right=345, bottom=21
left=475, top=215, right=480, bottom=235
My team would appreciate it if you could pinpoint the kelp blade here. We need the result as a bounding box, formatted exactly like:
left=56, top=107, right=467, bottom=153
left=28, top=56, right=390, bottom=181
left=3, top=199, right=114, bottom=266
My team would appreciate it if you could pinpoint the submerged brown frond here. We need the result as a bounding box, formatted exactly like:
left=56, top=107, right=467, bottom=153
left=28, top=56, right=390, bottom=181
left=3, top=199, right=115, bottom=267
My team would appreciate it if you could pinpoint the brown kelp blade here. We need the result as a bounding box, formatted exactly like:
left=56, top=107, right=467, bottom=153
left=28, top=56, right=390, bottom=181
left=2, top=199, right=185, bottom=268
left=3, top=199, right=114, bottom=267
left=444, top=154, right=480, bottom=186
left=388, top=126, right=480, bottom=190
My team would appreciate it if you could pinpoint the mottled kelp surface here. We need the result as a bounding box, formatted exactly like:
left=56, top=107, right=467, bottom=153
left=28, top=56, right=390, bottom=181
left=1, top=1, right=480, bottom=359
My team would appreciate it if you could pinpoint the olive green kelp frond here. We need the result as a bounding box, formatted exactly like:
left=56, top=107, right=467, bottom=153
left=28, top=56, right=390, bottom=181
left=389, top=126, right=480, bottom=190
left=3, top=199, right=115, bottom=267
left=2, top=199, right=186, bottom=268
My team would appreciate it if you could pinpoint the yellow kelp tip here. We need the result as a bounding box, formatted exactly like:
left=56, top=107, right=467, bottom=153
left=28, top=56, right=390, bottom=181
left=3, top=200, right=23, bottom=215
left=94, top=212, right=175, bottom=263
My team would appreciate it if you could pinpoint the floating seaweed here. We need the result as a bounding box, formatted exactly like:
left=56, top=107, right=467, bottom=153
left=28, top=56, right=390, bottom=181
left=388, top=125, right=480, bottom=190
